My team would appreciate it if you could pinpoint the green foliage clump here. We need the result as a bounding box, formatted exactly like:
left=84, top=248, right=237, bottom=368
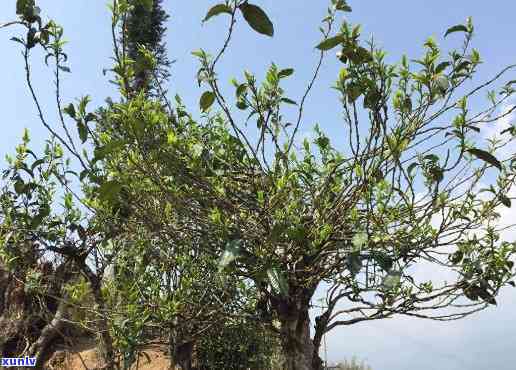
left=126, top=0, right=171, bottom=94
left=3, top=0, right=516, bottom=369
left=196, top=318, right=279, bottom=370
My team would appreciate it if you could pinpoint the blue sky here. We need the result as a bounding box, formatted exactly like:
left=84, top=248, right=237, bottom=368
left=2, top=1, right=516, bottom=369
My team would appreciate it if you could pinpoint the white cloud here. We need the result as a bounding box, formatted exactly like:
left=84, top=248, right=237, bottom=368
left=483, top=102, right=516, bottom=160
left=315, top=108, right=516, bottom=366
left=292, top=129, right=316, bottom=150
left=495, top=185, right=516, bottom=241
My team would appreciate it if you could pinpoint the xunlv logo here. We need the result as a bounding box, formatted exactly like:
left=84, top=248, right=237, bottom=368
left=1, top=357, right=36, bottom=367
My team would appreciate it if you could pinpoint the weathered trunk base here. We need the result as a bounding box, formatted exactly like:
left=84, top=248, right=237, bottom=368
left=278, top=307, right=323, bottom=370
left=0, top=260, right=75, bottom=368
left=29, top=301, right=68, bottom=369
left=169, top=341, right=194, bottom=370
left=91, top=285, right=116, bottom=370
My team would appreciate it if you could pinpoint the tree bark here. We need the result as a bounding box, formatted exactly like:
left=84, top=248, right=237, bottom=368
left=168, top=325, right=194, bottom=370
left=29, top=301, right=68, bottom=369
left=277, top=302, right=323, bottom=370
left=90, top=278, right=116, bottom=370
left=170, top=341, right=194, bottom=370
left=0, top=259, right=73, bottom=362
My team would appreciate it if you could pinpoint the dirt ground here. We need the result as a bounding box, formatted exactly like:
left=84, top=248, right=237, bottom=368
left=46, top=339, right=171, bottom=370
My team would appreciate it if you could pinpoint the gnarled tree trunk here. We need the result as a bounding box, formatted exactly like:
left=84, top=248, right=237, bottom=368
left=170, top=341, right=194, bottom=370
left=90, top=278, right=116, bottom=370
left=29, top=300, right=68, bottom=369
left=0, top=258, right=75, bottom=368
left=276, top=300, right=323, bottom=370
left=168, top=324, right=194, bottom=370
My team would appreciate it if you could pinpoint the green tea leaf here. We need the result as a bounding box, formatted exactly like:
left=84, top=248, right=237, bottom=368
left=200, top=91, right=216, bottom=112
left=30, top=159, right=45, bottom=171
left=435, top=75, right=449, bottom=92
left=63, top=103, right=76, bottom=119
left=449, top=250, right=464, bottom=264
left=239, top=3, right=274, bottom=37
left=236, top=99, right=248, bottom=110
left=203, top=4, right=232, bottom=23
left=435, top=61, right=451, bottom=74
left=236, top=83, right=248, bottom=97
left=346, top=83, right=362, bottom=102
left=467, top=148, right=502, bottom=170
left=372, top=251, right=393, bottom=272
left=383, top=270, right=401, bottom=290
left=334, top=0, right=352, bottom=12
left=16, top=0, right=35, bottom=16
left=280, top=97, right=297, bottom=105
left=31, top=204, right=50, bottom=228
left=98, top=180, right=122, bottom=203
left=14, top=180, right=25, bottom=195
left=444, top=24, right=468, bottom=37
left=407, top=162, right=419, bottom=177
left=191, top=49, right=206, bottom=59
left=499, top=194, right=512, bottom=208
left=278, top=68, right=294, bottom=78
left=315, top=35, right=344, bottom=51
left=77, top=121, right=88, bottom=143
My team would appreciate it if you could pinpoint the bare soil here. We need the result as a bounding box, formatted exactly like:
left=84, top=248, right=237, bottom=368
left=46, top=339, right=171, bottom=370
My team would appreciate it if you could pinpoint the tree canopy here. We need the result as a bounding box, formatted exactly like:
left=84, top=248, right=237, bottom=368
left=1, top=0, right=516, bottom=369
